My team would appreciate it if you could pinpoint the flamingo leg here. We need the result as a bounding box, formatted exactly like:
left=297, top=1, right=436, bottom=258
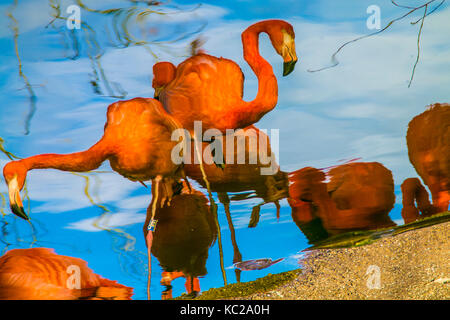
left=146, top=175, right=162, bottom=300
left=145, top=231, right=153, bottom=300
left=161, top=271, right=184, bottom=300
left=275, top=200, right=281, bottom=221
left=184, top=177, right=193, bottom=194
left=185, top=276, right=200, bottom=296
left=193, top=135, right=227, bottom=286
left=220, top=192, right=243, bottom=283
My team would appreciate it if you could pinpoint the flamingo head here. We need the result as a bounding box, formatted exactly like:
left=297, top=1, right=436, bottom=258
left=3, top=161, right=29, bottom=220
left=152, top=62, right=176, bottom=100
left=264, top=20, right=298, bottom=76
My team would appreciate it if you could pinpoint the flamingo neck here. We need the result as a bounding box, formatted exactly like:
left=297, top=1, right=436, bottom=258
left=21, top=141, right=108, bottom=172
left=239, top=24, right=278, bottom=127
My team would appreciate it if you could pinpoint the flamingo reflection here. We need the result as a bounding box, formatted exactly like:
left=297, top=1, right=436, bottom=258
left=288, top=162, right=396, bottom=242
left=143, top=181, right=217, bottom=299
left=184, top=125, right=288, bottom=222
left=401, top=103, right=450, bottom=223
left=183, top=126, right=288, bottom=281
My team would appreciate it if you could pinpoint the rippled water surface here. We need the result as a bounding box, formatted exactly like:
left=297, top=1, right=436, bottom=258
left=0, top=0, right=449, bottom=300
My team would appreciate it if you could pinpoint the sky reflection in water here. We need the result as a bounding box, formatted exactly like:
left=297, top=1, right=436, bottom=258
left=0, top=0, right=449, bottom=299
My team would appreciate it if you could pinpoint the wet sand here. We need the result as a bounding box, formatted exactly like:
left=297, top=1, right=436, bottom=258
left=243, top=221, right=449, bottom=300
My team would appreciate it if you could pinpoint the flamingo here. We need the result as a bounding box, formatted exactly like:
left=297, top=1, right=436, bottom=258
left=183, top=125, right=288, bottom=223
left=2, top=97, right=185, bottom=299
left=182, top=125, right=288, bottom=282
left=288, top=162, right=396, bottom=236
left=406, top=103, right=450, bottom=213
left=154, top=19, right=298, bottom=133
left=0, top=248, right=133, bottom=300
left=3, top=98, right=183, bottom=220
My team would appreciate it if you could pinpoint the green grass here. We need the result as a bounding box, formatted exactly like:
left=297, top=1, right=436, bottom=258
left=177, top=269, right=301, bottom=300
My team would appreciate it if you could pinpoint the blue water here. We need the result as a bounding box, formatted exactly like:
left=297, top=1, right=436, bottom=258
left=0, top=0, right=449, bottom=300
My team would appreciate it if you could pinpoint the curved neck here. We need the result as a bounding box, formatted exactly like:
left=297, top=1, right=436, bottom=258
left=238, top=24, right=278, bottom=127
left=20, top=141, right=109, bottom=173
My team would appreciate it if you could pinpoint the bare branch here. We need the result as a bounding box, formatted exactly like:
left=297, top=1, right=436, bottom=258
left=7, top=0, right=37, bottom=135
left=409, top=4, right=428, bottom=88
left=308, top=0, right=445, bottom=87
left=411, top=0, right=445, bottom=24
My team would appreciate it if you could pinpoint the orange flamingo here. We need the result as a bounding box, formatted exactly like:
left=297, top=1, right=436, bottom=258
left=183, top=125, right=288, bottom=221
left=406, top=103, right=450, bottom=213
left=3, top=97, right=183, bottom=220
left=2, top=97, right=184, bottom=299
left=181, top=126, right=288, bottom=282
left=154, top=19, right=298, bottom=133
left=288, top=162, right=396, bottom=236
left=0, top=248, right=133, bottom=300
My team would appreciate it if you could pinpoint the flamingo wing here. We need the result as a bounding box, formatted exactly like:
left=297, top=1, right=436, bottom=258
left=103, top=97, right=181, bottom=181
left=160, top=54, right=245, bottom=131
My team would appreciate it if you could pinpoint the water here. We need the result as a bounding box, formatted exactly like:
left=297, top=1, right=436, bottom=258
left=0, top=0, right=449, bottom=300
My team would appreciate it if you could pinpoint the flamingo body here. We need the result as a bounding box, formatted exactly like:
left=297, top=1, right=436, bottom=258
left=104, top=98, right=181, bottom=181
left=183, top=125, right=277, bottom=191
left=288, top=162, right=396, bottom=235
left=0, top=248, right=133, bottom=300
left=406, top=103, right=450, bottom=212
left=160, top=54, right=245, bottom=131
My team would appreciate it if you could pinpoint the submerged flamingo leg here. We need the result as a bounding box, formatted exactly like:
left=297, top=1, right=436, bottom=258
left=146, top=176, right=162, bottom=300
left=160, top=272, right=184, bottom=300
left=146, top=230, right=153, bottom=300
left=193, top=135, right=228, bottom=286
left=184, top=276, right=201, bottom=295
left=275, top=200, right=281, bottom=221
left=219, top=192, right=243, bottom=283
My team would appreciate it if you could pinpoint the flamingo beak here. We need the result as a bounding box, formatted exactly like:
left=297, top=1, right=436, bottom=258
left=281, top=31, right=298, bottom=76
left=8, top=177, right=28, bottom=220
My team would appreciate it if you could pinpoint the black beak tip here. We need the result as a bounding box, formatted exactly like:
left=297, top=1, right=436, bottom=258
left=11, top=204, right=29, bottom=220
left=283, top=60, right=297, bottom=76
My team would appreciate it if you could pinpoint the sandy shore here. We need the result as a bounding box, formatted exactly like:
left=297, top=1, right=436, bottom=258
left=243, top=221, right=449, bottom=300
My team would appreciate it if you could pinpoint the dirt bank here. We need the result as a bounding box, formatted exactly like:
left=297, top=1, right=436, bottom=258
left=244, top=221, right=449, bottom=300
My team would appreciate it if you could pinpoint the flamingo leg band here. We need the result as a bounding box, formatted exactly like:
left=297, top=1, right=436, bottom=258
left=147, top=219, right=158, bottom=231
